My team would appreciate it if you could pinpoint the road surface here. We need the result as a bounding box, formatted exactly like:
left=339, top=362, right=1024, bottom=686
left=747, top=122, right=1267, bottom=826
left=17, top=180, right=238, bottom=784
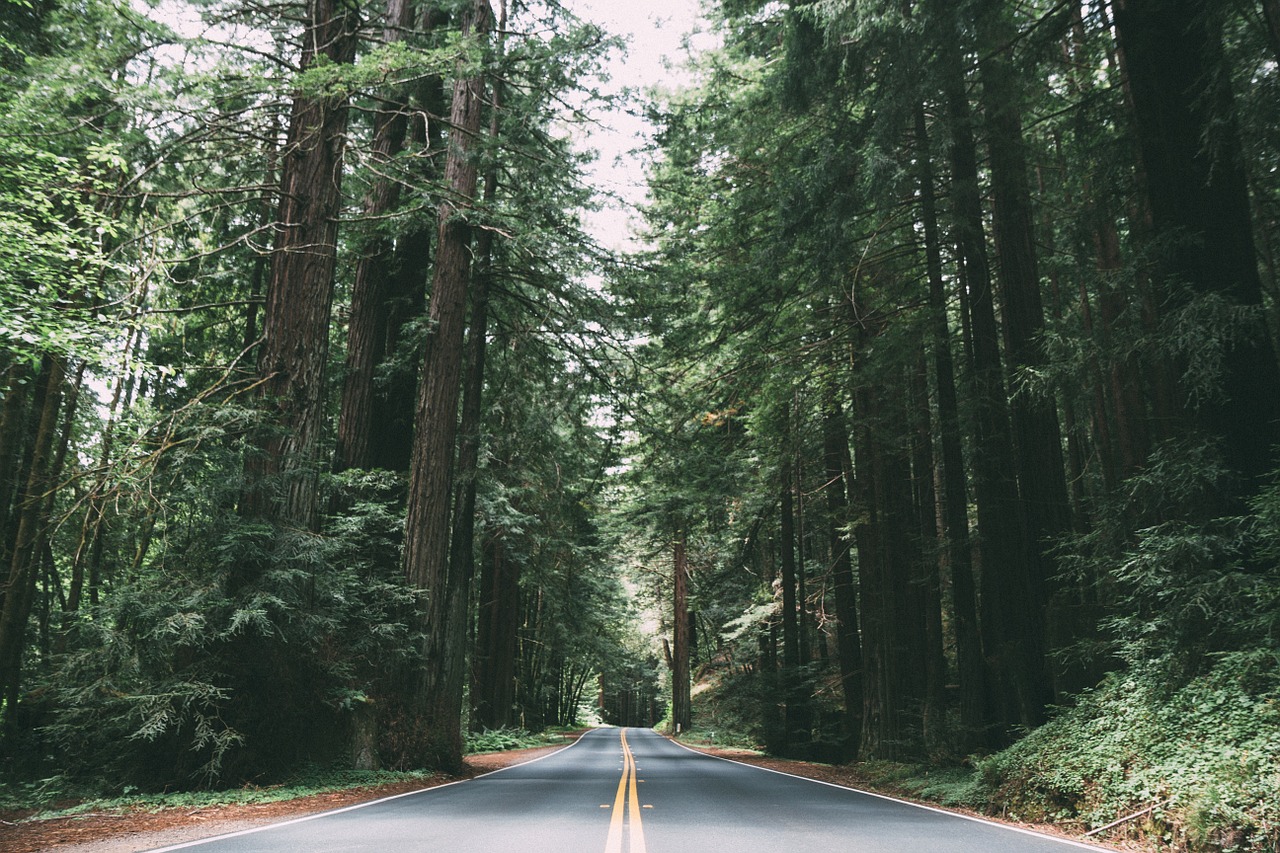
left=147, top=728, right=1107, bottom=852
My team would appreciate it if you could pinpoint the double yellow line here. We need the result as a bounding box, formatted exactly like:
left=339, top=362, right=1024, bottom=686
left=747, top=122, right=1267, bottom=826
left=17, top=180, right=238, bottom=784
left=604, top=729, right=647, bottom=853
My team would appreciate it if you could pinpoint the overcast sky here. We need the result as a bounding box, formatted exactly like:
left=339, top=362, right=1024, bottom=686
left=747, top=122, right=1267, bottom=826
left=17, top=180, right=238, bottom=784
left=562, top=0, right=711, bottom=250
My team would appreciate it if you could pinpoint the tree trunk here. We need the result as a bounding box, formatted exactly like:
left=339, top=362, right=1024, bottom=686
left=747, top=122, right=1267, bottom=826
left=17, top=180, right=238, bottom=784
left=336, top=0, right=447, bottom=473
left=671, top=532, right=692, bottom=733
left=852, top=385, right=892, bottom=759
left=401, top=0, right=493, bottom=773
left=978, top=13, right=1073, bottom=597
left=977, top=10, right=1073, bottom=711
left=911, top=350, right=947, bottom=752
left=0, top=360, right=34, bottom=578
left=472, top=531, right=519, bottom=729
left=821, top=402, right=861, bottom=755
left=335, top=0, right=417, bottom=473
left=0, top=355, right=64, bottom=721
left=779, top=458, right=810, bottom=753
left=240, top=0, right=359, bottom=533
left=941, top=33, right=1050, bottom=734
left=1113, top=0, right=1280, bottom=496
left=456, top=3, right=505, bottom=726
left=914, top=101, right=987, bottom=748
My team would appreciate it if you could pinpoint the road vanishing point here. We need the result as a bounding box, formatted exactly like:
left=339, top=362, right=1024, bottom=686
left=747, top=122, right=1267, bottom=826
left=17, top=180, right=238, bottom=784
left=147, top=728, right=1109, bottom=852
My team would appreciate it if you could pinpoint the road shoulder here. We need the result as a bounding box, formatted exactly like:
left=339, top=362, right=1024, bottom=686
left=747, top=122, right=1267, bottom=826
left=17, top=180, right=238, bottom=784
left=672, top=741, right=1153, bottom=853
left=0, top=742, right=572, bottom=853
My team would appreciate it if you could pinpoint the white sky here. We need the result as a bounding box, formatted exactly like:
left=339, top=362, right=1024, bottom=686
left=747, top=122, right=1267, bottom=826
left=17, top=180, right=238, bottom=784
left=562, top=0, right=712, bottom=250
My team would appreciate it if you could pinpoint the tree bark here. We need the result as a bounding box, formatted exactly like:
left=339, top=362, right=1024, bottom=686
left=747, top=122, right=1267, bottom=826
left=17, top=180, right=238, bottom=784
left=457, top=2, right=504, bottom=727
left=335, top=0, right=417, bottom=473
left=401, top=0, right=493, bottom=773
left=914, top=101, right=988, bottom=747
left=821, top=402, right=861, bottom=755
left=911, top=350, right=947, bottom=751
left=240, top=0, right=359, bottom=533
left=1113, top=0, right=1280, bottom=496
left=941, top=33, right=1049, bottom=733
left=0, top=355, right=64, bottom=721
left=978, top=17, right=1073, bottom=600
left=472, top=531, right=519, bottom=729
left=778, top=457, right=810, bottom=753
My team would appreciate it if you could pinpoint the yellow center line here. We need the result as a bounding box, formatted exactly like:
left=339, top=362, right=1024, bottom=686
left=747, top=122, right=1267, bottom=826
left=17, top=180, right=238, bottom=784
left=604, top=730, right=647, bottom=853
left=625, top=730, right=647, bottom=853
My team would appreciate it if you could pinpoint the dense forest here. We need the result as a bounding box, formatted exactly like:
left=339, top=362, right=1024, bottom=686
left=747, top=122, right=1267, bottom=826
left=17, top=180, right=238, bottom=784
left=2, top=0, right=1280, bottom=849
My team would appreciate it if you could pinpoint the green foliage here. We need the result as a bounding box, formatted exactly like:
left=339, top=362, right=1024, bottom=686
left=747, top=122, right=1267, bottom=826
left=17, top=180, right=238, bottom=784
left=970, top=467, right=1280, bottom=851
left=0, top=130, right=124, bottom=367
left=462, top=727, right=566, bottom=754
left=30, top=466, right=421, bottom=791
left=0, top=766, right=435, bottom=814
left=969, top=656, right=1280, bottom=851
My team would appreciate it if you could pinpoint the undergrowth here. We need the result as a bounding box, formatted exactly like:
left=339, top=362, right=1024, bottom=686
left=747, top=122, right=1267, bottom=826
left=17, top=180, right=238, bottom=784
left=969, top=654, right=1280, bottom=852
left=0, top=766, right=435, bottom=819
left=462, top=727, right=575, bottom=754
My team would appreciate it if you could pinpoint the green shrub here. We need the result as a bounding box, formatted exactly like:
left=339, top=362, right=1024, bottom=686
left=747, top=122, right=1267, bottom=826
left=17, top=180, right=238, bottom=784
left=971, top=654, right=1280, bottom=851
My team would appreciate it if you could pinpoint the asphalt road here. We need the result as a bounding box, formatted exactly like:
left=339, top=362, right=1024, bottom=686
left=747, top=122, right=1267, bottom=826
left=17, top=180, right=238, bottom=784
left=147, top=728, right=1108, bottom=852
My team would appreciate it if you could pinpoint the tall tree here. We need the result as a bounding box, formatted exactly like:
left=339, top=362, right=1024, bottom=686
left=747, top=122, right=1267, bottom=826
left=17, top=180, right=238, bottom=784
left=336, top=0, right=447, bottom=474
left=1113, top=0, right=1280, bottom=496
left=240, top=0, right=360, bottom=533
left=671, top=531, right=693, bottom=733
left=401, top=0, right=493, bottom=772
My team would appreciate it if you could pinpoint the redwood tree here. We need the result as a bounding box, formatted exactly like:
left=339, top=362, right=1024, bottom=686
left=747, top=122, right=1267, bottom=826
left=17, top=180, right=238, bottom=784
left=241, top=0, right=359, bottom=534
left=401, top=0, right=493, bottom=772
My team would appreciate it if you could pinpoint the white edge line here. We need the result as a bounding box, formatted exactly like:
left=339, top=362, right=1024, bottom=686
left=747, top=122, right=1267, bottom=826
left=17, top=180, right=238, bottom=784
left=664, top=737, right=1115, bottom=852
left=142, top=732, right=594, bottom=852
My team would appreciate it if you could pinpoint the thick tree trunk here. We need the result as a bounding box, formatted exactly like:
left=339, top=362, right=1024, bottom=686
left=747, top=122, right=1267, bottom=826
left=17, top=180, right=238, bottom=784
left=0, top=356, right=64, bottom=721
left=336, top=0, right=448, bottom=473
left=240, top=0, right=359, bottom=533
left=402, top=0, right=493, bottom=773
left=453, top=6, right=504, bottom=726
left=1113, top=0, right=1280, bottom=495
left=0, top=360, right=34, bottom=579
left=941, top=35, right=1049, bottom=733
left=977, top=11, right=1074, bottom=713
left=911, top=351, right=947, bottom=751
left=335, top=0, right=416, bottom=473
left=472, top=532, right=519, bottom=729
left=978, top=17, right=1073, bottom=595
left=852, top=386, right=892, bottom=759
